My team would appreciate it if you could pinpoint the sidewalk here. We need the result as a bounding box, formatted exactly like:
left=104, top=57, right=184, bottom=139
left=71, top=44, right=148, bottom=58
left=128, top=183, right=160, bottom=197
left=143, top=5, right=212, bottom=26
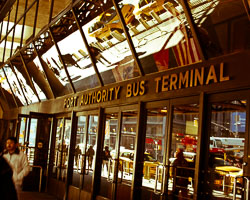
left=19, top=191, right=57, bottom=200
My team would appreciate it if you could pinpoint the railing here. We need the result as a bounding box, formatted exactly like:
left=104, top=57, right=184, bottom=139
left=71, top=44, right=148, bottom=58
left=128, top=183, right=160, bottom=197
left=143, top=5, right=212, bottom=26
left=29, top=165, right=43, bottom=192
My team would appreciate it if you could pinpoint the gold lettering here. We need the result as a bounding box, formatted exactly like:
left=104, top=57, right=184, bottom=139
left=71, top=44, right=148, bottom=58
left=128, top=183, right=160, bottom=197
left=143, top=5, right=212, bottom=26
left=194, top=67, right=204, bottom=86
left=126, top=84, right=132, bottom=98
left=91, top=92, right=96, bottom=104
left=139, top=81, right=145, bottom=96
left=109, top=88, right=114, bottom=100
left=74, top=96, right=78, bottom=107
left=206, top=65, right=218, bottom=85
left=102, top=90, right=107, bottom=102
left=84, top=94, right=88, bottom=105
left=114, top=86, right=121, bottom=100
left=179, top=71, right=189, bottom=89
left=64, top=99, right=67, bottom=108
left=88, top=93, right=92, bottom=104
left=190, top=69, right=193, bottom=87
left=70, top=97, right=74, bottom=107
left=170, top=74, right=178, bottom=90
left=97, top=91, right=102, bottom=103
left=155, top=77, right=161, bottom=93
left=80, top=95, right=84, bottom=106
left=219, top=63, right=229, bottom=82
left=162, top=75, right=169, bottom=92
left=133, top=82, right=139, bottom=96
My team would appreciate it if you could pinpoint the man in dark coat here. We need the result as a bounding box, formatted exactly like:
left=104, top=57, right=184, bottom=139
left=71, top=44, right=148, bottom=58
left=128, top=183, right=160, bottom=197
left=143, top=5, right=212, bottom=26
left=0, top=146, right=18, bottom=200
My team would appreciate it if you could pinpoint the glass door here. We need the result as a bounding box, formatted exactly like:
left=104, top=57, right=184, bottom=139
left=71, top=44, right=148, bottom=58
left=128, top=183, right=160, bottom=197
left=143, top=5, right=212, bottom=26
left=69, top=111, right=99, bottom=196
left=139, top=97, right=199, bottom=200
left=202, top=93, right=249, bottom=200
left=98, top=105, right=138, bottom=200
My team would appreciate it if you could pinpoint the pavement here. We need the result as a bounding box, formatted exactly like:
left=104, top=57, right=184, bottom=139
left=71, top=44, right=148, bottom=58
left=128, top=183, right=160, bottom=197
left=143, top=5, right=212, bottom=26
left=19, top=191, right=57, bottom=200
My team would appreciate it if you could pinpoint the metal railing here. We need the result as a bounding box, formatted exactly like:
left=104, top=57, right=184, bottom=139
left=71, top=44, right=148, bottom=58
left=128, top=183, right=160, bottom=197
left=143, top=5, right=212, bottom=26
left=29, top=165, right=43, bottom=192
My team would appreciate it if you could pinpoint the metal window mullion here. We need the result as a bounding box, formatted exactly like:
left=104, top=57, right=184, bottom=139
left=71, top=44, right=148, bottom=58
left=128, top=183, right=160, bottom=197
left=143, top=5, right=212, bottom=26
left=71, top=8, right=104, bottom=87
left=111, top=0, right=145, bottom=77
left=242, top=0, right=250, bottom=21
left=0, top=85, right=10, bottom=108
left=20, top=52, right=41, bottom=102
left=32, top=0, right=39, bottom=38
left=49, top=0, right=55, bottom=23
left=33, top=42, right=55, bottom=98
left=20, top=0, right=29, bottom=48
left=180, top=0, right=206, bottom=61
left=48, top=27, right=76, bottom=93
left=0, top=21, right=3, bottom=41
left=2, top=67, right=19, bottom=107
left=9, top=61, right=29, bottom=105
left=0, top=0, right=37, bottom=45
left=2, top=11, right=11, bottom=62
left=10, top=0, right=20, bottom=57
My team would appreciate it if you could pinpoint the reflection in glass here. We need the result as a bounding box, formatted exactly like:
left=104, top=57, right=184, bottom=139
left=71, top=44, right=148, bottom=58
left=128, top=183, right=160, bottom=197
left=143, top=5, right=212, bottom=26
left=12, top=64, right=40, bottom=104
left=170, top=104, right=199, bottom=199
left=72, top=116, right=86, bottom=187
left=52, top=118, right=71, bottom=182
left=56, top=31, right=99, bottom=91
left=208, top=100, right=246, bottom=199
left=142, top=108, right=167, bottom=190
left=99, top=113, right=118, bottom=199
left=83, top=4, right=140, bottom=84
left=2, top=66, right=27, bottom=105
left=189, top=0, right=250, bottom=57
left=18, top=117, right=27, bottom=148
left=120, top=0, right=202, bottom=74
left=83, top=115, right=98, bottom=191
left=27, top=118, right=38, bottom=165
left=116, top=111, right=137, bottom=200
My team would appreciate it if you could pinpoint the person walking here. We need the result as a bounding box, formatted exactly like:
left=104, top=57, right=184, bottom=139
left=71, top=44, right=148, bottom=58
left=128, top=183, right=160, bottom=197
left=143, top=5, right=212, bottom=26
left=3, top=137, right=30, bottom=193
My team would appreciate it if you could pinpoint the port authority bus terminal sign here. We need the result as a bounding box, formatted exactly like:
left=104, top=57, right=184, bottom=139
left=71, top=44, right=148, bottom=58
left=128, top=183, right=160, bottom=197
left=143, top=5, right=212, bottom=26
left=64, top=62, right=230, bottom=108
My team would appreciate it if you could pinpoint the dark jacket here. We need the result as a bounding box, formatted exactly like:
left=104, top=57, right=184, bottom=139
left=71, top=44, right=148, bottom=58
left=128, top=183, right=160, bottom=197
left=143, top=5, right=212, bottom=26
left=0, top=155, right=18, bottom=200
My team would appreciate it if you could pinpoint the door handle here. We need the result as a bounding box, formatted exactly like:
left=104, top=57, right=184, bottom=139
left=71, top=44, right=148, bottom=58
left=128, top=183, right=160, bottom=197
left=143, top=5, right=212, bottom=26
left=154, top=164, right=164, bottom=195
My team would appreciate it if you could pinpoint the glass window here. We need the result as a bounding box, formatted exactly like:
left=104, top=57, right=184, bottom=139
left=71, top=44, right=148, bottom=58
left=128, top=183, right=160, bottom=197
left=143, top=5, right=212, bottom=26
left=82, top=115, right=98, bottom=191
left=2, top=65, right=27, bottom=106
left=56, top=30, right=100, bottom=91
left=52, top=118, right=71, bottom=181
left=99, top=113, right=118, bottom=199
left=81, top=3, right=140, bottom=84
left=188, top=0, right=250, bottom=57
left=142, top=108, right=167, bottom=191
left=18, top=117, right=28, bottom=148
left=27, top=118, right=38, bottom=165
left=208, top=100, right=246, bottom=199
left=170, top=104, right=199, bottom=199
left=72, top=116, right=87, bottom=187
left=119, top=0, right=201, bottom=74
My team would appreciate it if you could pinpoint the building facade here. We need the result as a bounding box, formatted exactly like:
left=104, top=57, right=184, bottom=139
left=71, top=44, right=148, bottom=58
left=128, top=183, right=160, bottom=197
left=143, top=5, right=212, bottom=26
left=0, top=0, right=250, bottom=200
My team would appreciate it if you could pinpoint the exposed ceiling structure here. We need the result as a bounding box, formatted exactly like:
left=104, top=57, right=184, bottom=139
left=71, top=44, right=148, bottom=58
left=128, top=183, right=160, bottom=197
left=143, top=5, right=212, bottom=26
left=0, top=0, right=249, bottom=113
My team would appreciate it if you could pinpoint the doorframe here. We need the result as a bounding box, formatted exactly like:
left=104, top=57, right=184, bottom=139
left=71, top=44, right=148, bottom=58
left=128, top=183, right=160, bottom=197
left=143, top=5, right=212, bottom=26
left=198, top=89, right=250, bottom=199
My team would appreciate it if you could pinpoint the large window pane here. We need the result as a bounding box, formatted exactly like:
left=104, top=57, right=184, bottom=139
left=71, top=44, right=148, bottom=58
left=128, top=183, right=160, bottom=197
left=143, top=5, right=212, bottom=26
left=72, top=116, right=87, bottom=187
left=170, top=104, right=199, bottom=199
left=99, top=113, right=118, bottom=199
left=83, top=115, right=98, bottom=191
left=142, top=108, right=167, bottom=191
left=207, top=100, right=246, bottom=199
left=189, top=0, right=250, bottom=58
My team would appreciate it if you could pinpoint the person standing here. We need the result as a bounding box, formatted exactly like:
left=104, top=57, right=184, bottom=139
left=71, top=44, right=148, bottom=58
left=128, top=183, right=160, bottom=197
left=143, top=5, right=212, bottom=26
left=172, top=149, right=189, bottom=200
left=86, top=145, right=95, bottom=169
left=3, top=137, right=30, bottom=193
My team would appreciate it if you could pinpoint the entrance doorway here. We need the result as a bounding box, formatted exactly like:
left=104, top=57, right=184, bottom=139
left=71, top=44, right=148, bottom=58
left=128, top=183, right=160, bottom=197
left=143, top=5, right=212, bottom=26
left=201, top=91, right=250, bottom=200
left=98, top=104, right=138, bottom=200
